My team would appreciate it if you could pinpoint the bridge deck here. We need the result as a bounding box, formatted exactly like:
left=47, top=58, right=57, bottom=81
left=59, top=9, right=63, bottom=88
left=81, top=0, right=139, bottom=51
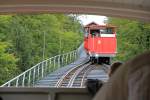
left=35, top=57, right=89, bottom=87
left=35, top=58, right=108, bottom=87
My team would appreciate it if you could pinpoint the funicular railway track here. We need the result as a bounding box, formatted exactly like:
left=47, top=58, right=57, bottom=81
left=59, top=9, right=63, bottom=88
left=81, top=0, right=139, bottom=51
left=55, top=61, right=109, bottom=88
left=55, top=61, right=91, bottom=87
left=71, top=64, right=93, bottom=87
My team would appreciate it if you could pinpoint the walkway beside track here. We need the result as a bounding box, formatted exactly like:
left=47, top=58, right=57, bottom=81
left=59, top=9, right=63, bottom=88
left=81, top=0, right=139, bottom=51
left=35, top=60, right=109, bottom=87
left=35, top=57, right=89, bottom=87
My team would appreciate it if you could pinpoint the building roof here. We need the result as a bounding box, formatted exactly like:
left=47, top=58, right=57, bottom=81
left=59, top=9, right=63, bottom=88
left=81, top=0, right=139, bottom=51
left=84, top=22, right=116, bottom=29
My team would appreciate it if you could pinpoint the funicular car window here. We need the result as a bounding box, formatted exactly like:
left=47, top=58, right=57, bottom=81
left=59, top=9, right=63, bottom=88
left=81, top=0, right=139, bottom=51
left=106, top=28, right=113, bottom=34
left=90, top=30, right=100, bottom=37
left=100, top=28, right=113, bottom=34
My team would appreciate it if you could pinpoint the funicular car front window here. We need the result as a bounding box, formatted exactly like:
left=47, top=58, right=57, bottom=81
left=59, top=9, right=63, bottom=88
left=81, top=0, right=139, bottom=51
left=100, top=28, right=113, bottom=34
left=90, top=30, right=100, bottom=37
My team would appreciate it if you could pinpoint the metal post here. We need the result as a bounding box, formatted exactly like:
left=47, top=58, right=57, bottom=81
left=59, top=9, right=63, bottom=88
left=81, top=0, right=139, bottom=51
left=68, top=53, right=70, bottom=63
left=28, top=70, right=31, bottom=86
left=75, top=52, right=77, bottom=59
left=66, top=54, right=68, bottom=64
left=37, top=64, right=40, bottom=79
left=33, top=68, right=36, bottom=85
left=16, top=78, right=19, bottom=87
left=22, top=73, right=26, bottom=87
left=72, top=51, right=74, bottom=61
left=49, top=58, right=52, bottom=72
left=77, top=51, right=78, bottom=58
left=8, top=82, right=10, bottom=87
left=73, top=52, right=75, bottom=60
left=43, top=62, right=46, bottom=76
left=45, top=60, right=48, bottom=74
left=60, top=55, right=62, bottom=67
left=62, top=54, right=64, bottom=66
left=41, top=62, right=44, bottom=78
left=58, top=55, right=60, bottom=68
left=54, top=57, right=56, bottom=70
left=70, top=52, right=72, bottom=62
left=74, top=51, right=76, bottom=60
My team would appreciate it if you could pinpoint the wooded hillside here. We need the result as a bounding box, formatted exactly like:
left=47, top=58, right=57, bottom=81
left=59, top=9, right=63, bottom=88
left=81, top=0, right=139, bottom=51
left=108, top=18, right=150, bottom=61
left=0, top=14, right=83, bottom=84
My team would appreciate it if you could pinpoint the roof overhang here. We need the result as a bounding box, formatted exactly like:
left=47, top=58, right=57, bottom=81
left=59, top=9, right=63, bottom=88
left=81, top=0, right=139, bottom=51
left=0, top=0, right=150, bottom=22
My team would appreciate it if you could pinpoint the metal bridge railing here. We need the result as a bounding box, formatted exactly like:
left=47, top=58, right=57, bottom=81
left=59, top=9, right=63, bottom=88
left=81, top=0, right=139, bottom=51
left=1, top=50, right=78, bottom=87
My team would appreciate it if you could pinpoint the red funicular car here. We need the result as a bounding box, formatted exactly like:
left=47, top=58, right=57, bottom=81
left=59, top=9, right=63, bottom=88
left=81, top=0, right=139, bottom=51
left=84, top=22, right=117, bottom=64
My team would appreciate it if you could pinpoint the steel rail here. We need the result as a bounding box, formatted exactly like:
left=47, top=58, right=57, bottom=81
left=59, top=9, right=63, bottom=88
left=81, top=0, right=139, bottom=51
left=67, top=62, right=91, bottom=87
left=80, top=66, right=94, bottom=87
left=55, top=61, right=90, bottom=87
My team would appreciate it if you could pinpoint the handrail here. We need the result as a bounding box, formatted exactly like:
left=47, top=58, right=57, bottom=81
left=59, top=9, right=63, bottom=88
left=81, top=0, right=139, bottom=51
left=1, top=50, right=78, bottom=87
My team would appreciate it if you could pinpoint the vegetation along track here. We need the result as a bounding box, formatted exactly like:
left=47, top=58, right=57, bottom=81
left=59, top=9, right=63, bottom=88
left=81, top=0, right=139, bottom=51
left=55, top=62, right=109, bottom=88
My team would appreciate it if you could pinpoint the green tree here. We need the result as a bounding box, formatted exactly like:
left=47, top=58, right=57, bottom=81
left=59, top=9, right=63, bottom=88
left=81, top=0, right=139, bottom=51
left=0, top=42, right=19, bottom=84
left=108, top=18, right=150, bottom=61
left=7, top=14, right=82, bottom=71
left=0, top=14, right=83, bottom=84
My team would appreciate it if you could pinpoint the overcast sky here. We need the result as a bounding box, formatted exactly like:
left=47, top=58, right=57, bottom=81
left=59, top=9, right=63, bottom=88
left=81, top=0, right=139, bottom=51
left=77, top=15, right=107, bottom=25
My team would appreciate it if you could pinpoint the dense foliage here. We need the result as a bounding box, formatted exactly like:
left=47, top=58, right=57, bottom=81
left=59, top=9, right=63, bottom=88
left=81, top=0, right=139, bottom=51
left=108, top=18, right=150, bottom=61
left=0, top=42, right=19, bottom=84
left=0, top=14, right=83, bottom=85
